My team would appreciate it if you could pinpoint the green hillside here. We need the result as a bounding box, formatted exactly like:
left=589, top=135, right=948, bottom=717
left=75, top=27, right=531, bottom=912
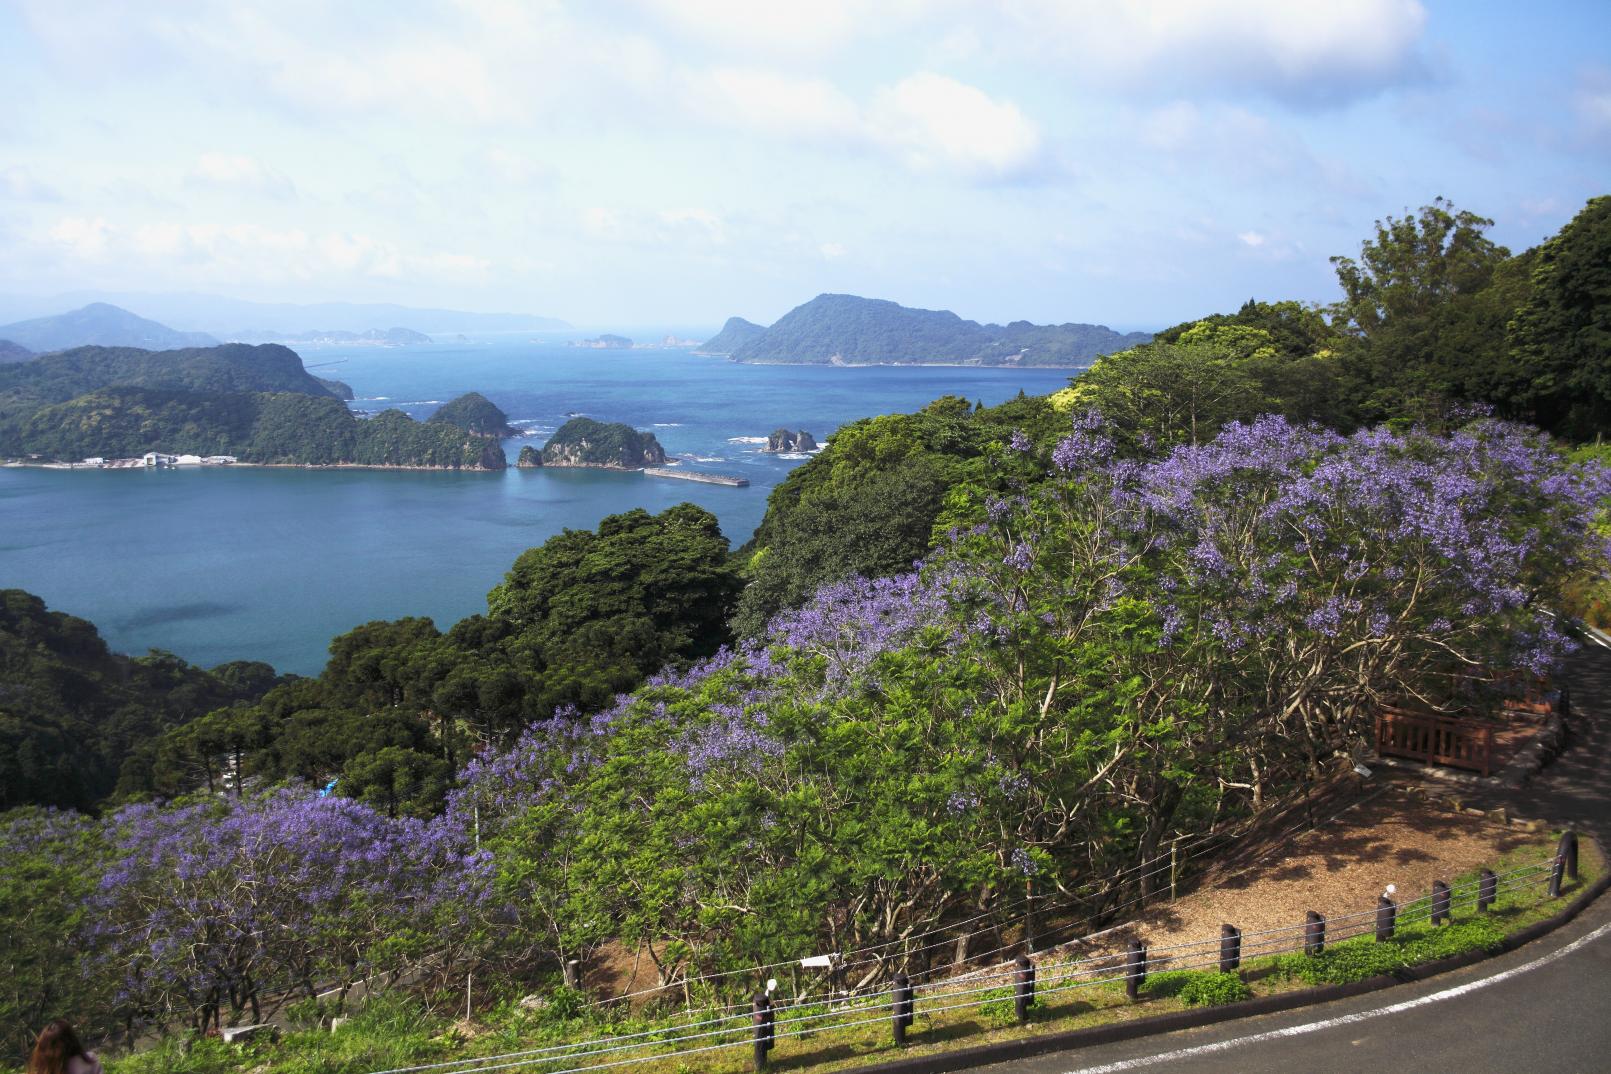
left=725, top=293, right=1151, bottom=366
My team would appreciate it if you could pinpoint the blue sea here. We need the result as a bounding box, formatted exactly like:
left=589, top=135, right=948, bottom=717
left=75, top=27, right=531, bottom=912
left=0, top=336, right=1077, bottom=674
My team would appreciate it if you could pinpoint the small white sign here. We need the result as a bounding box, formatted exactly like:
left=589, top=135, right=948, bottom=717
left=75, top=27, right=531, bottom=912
left=799, top=954, right=838, bottom=969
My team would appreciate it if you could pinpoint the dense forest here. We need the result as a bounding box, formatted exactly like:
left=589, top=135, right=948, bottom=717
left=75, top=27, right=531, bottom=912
left=2, top=195, right=1609, bottom=1064
left=711, top=293, right=1152, bottom=366
left=0, top=590, right=282, bottom=812
left=538, top=416, right=667, bottom=468
left=427, top=391, right=517, bottom=438
left=0, top=342, right=508, bottom=468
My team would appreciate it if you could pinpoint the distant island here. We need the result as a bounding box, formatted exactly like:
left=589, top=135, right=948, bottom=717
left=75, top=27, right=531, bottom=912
left=519, top=417, right=666, bottom=470
left=0, top=303, right=219, bottom=352
left=570, top=334, right=633, bottom=349
left=227, top=327, right=433, bottom=346
left=428, top=392, right=518, bottom=438
left=698, top=294, right=1152, bottom=367
left=0, top=343, right=505, bottom=470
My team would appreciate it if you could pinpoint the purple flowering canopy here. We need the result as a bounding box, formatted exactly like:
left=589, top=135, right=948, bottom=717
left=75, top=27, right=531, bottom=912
left=44, top=408, right=1611, bottom=1023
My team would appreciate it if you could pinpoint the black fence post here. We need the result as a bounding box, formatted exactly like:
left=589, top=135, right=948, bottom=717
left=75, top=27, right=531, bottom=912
left=752, top=992, right=773, bottom=1071
left=1013, top=955, right=1035, bottom=1023
left=1304, top=911, right=1325, bottom=956
left=1477, top=868, right=1497, bottom=912
left=1375, top=895, right=1397, bottom=942
left=1430, top=880, right=1451, bottom=926
left=1124, top=940, right=1147, bottom=1001
left=1558, top=830, right=1579, bottom=881
left=1219, top=924, right=1241, bottom=973
left=1549, top=853, right=1565, bottom=898
left=892, top=973, right=913, bottom=1046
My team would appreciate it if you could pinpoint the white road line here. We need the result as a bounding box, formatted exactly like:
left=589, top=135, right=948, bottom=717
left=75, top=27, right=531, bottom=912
left=1060, top=920, right=1611, bottom=1073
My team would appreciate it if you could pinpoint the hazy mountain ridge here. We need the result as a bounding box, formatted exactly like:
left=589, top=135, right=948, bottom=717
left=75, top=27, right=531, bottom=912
left=0, top=303, right=219, bottom=352
left=0, top=291, right=570, bottom=335
left=704, top=294, right=1152, bottom=366
left=696, top=316, right=766, bottom=354
left=228, top=326, right=434, bottom=345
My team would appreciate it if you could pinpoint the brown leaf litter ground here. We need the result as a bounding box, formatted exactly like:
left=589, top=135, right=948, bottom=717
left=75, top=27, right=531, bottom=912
left=1119, top=785, right=1545, bottom=954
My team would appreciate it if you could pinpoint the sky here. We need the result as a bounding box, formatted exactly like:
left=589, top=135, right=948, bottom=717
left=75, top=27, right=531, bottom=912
left=1, top=0, right=1608, bottom=331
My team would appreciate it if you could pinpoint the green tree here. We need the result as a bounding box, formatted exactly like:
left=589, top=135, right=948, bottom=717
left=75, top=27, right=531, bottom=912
left=489, top=503, right=740, bottom=674
left=1329, top=198, right=1512, bottom=423
left=1065, top=338, right=1266, bottom=448
left=1508, top=196, right=1611, bottom=438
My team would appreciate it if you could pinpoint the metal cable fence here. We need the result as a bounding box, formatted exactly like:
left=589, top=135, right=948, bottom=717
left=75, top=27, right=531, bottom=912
left=361, top=850, right=1570, bottom=1074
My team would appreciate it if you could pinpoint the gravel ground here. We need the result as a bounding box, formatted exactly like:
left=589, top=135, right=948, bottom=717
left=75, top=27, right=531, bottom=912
left=1123, top=785, right=1545, bottom=955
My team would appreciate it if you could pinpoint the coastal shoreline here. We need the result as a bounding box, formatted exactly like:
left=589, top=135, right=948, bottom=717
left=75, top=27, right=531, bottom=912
left=3, top=459, right=506, bottom=474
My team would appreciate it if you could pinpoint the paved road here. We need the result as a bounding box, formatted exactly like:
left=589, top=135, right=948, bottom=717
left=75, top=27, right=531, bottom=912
left=970, top=643, right=1611, bottom=1074
left=973, top=896, right=1611, bottom=1074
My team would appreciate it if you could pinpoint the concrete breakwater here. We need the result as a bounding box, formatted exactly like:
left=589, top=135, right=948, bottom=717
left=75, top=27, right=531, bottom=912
left=643, top=467, right=749, bottom=487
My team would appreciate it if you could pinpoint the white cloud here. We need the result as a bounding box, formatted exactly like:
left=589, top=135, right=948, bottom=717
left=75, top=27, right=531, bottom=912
left=40, top=214, right=489, bottom=284
left=1237, top=230, right=1267, bottom=247
left=693, top=68, right=862, bottom=140
left=688, top=67, right=1044, bottom=181
left=190, top=152, right=296, bottom=198
left=657, top=207, right=727, bottom=245
left=869, top=73, right=1043, bottom=180
left=49, top=216, right=113, bottom=259
left=0, top=165, right=61, bottom=201
left=1000, top=0, right=1429, bottom=104
left=819, top=241, right=847, bottom=259
left=581, top=206, right=729, bottom=248
left=1130, top=100, right=1371, bottom=196
left=623, top=0, right=937, bottom=57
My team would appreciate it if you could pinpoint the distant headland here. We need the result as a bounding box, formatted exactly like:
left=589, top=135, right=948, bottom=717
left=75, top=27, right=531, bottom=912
left=0, top=341, right=510, bottom=471
left=696, top=293, right=1151, bottom=367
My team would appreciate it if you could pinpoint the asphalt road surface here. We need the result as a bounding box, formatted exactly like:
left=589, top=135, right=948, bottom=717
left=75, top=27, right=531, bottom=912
left=971, top=896, right=1611, bottom=1073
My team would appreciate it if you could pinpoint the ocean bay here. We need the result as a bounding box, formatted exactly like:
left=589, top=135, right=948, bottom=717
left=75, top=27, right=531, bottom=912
left=1, top=338, right=1075, bottom=673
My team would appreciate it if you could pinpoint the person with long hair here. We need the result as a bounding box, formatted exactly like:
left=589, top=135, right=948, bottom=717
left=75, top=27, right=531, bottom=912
left=26, top=1020, right=102, bottom=1074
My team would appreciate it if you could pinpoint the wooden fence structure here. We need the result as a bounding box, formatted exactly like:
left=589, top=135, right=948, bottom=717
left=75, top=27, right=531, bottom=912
left=1375, top=708, right=1495, bottom=777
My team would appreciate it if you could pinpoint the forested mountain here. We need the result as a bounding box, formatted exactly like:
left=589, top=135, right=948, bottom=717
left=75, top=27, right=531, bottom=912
left=696, top=315, right=765, bottom=353
left=9, top=389, right=507, bottom=468
left=0, top=342, right=340, bottom=407
left=538, top=416, right=665, bottom=468
left=0, top=341, right=508, bottom=467
left=0, top=302, right=217, bottom=351
left=714, top=293, right=1151, bottom=366
left=0, top=340, right=30, bottom=364
left=428, top=391, right=517, bottom=437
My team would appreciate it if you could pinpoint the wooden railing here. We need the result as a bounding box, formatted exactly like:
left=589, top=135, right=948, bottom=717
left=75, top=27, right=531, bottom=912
left=1376, top=708, right=1494, bottom=777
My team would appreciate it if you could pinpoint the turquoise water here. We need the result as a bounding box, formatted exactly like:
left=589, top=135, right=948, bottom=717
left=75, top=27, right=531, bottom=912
left=1, top=338, right=1076, bottom=673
